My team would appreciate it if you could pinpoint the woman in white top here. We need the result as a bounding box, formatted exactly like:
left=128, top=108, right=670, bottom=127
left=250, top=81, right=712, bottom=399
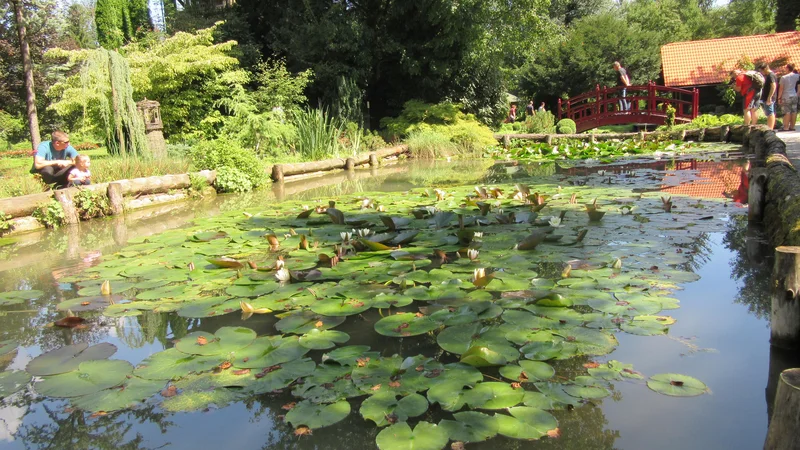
left=778, top=63, right=799, bottom=132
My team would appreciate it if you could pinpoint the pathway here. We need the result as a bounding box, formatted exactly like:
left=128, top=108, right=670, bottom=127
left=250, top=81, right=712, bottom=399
left=780, top=128, right=800, bottom=168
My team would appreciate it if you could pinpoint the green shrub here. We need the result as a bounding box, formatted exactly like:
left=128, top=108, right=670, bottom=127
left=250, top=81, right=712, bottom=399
left=74, top=189, right=111, bottom=221
left=406, top=129, right=459, bottom=159
left=0, top=211, right=13, bottom=236
left=525, top=111, right=556, bottom=134
left=381, top=100, right=462, bottom=139
left=32, top=200, right=65, bottom=229
left=362, top=131, right=388, bottom=151
left=556, top=119, right=577, bottom=134
left=214, top=166, right=253, bottom=193
left=189, top=138, right=266, bottom=188
left=437, top=120, right=497, bottom=155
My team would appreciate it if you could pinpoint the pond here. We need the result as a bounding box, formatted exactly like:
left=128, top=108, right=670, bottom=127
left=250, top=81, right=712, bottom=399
left=0, top=155, right=786, bottom=450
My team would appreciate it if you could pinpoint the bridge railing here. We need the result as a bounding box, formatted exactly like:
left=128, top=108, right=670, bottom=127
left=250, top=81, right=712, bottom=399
left=558, top=82, right=699, bottom=132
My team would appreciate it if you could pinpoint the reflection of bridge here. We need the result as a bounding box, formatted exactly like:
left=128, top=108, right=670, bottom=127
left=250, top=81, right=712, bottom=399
left=557, top=82, right=699, bottom=132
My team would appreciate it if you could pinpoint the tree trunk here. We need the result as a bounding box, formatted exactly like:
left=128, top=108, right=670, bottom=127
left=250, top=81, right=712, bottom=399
left=108, top=52, right=126, bottom=155
left=764, top=368, right=800, bottom=450
left=11, top=0, right=40, bottom=149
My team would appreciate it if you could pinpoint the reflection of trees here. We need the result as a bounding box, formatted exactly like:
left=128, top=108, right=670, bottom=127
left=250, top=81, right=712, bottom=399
left=116, top=313, right=193, bottom=349
left=722, top=216, right=772, bottom=320
left=481, top=162, right=557, bottom=184
left=16, top=400, right=173, bottom=450
left=678, top=232, right=713, bottom=272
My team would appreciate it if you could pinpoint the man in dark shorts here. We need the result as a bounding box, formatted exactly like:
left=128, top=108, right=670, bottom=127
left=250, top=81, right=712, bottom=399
left=613, top=61, right=631, bottom=111
left=31, top=131, right=79, bottom=189
left=757, top=62, right=777, bottom=130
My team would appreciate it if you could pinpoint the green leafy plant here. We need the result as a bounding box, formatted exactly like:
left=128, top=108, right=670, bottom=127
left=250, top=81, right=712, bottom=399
left=188, top=173, right=209, bottom=197
left=525, top=111, right=556, bottom=134
left=556, top=119, right=577, bottom=135
left=293, top=108, right=345, bottom=161
left=189, top=138, right=266, bottom=188
left=214, top=166, right=253, bottom=193
left=0, top=211, right=14, bottom=236
left=406, top=129, right=459, bottom=159
left=74, top=189, right=111, bottom=221
left=32, top=200, right=66, bottom=229
left=664, top=104, right=677, bottom=129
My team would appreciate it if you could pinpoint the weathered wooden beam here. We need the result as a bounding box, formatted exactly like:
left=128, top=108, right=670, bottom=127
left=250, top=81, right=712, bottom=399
left=771, top=247, right=800, bottom=348
left=52, top=189, right=79, bottom=225
left=764, top=368, right=800, bottom=450
left=748, top=168, right=768, bottom=222
left=107, top=182, right=124, bottom=215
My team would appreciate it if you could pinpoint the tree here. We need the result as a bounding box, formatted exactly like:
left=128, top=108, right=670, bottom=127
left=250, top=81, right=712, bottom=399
left=63, top=1, right=97, bottom=49
left=9, top=0, right=40, bottom=148
left=775, top=0, right=800, bottom=31
left=95, top=0, right=152, bottom=49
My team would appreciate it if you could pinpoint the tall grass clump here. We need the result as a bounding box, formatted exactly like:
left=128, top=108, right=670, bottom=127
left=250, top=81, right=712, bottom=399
left=92, top=156, right=190, bottom=183
left=406, top=129, right=459, bottom=159
left=294, top=108, right=345, bottom=161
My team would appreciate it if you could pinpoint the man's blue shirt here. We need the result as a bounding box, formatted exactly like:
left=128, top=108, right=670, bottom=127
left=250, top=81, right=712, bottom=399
left=31, top=140, right=78, bottom=172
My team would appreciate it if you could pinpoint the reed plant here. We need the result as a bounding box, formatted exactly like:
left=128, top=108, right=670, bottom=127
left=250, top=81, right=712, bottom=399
left=91, top=155, right=190, bottom=183
left=406, top=129, right=460, bottom=159
left=293, top=108, right=345, bottom=161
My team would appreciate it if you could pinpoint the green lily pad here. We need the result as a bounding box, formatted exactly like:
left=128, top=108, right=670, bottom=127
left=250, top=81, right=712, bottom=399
left=321, top=345, right=373, bottom=365
left=57, top=295, right=123, bottom=312
left=0, top=289, right=44, bottom=306
left=372, top=293, right=414, bottom=309
left=275, top=310, right=346, bottom=334
left=174, top=326, right=257, bottom=356
left=0, top=370, right=31, bottom=398
left=285, top=399, right=351, bottom=429
left=376, top=422, right=450, bottom=450
left=26, top=343, right=117, bottom=376
left=70, top=376, right=165, bottom=412
left=495, top=406, right=559, bottom=440
left=375, top=313, right=440, bottom=337
left=35, top=360, right=133, bottom=398
left=588, top=297, right=663, bottom=316
left=499, top=361, right=555, bottom=382
left=298, top=329, right=350, bottom=350
left=161, top=387, right=245, bottom=412
left=235, top=336, right=309, bottom=368
left=647, top=373, right=707, bottom=397
left=439, top=411, right=498, bottom=443
left=360, top=392, right=429, bottom=427
left=563, top=383, right=611, bottom=399
left=310, top=296, right=373, bottom=316
left=76, top=281, right=135, bottom=296
left=0, top=340, right=18, bottom=357
left=463, top=381, right=525, bottom=409
left=134, top=348, right=222, bottom=380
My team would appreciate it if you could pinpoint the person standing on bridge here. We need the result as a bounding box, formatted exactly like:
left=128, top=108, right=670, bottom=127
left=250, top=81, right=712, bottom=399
left=613, top=62, right=631, bottom=112
left=778, top=64, right=798, bottom=132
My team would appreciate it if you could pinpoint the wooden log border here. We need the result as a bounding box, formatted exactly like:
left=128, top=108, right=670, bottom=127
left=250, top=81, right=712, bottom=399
left=270, top=145, right=409, bottom=181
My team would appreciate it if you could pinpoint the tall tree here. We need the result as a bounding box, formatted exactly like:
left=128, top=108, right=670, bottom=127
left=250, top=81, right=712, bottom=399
left=9, top=0, right=40, bottom=148
left=775, top=0, right=800, bottom=31
left=95, top=0, right=152, bottom=49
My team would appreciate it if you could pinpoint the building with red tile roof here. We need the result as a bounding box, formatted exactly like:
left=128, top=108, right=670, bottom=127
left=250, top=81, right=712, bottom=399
left=661, top=31, right=800, bottom=87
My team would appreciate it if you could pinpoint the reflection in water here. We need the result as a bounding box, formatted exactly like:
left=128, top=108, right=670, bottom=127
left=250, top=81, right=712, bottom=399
left=723, top=216, right=772, bottom=320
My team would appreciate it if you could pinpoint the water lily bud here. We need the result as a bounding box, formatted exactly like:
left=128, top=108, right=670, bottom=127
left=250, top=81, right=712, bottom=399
left=275, top=258, right=285, bottom=270
left=340, top=232, right=352, bottom=242
left=472, top=267, right=486, bottom=282
left=612, top=258, right=622, bottom=269
left=357, top=228, right=371, bottom=237
left=473, top=232, right=483, bottom=238
left=549, top=217, right=562, bottom=227
left=100, top=280, right=112, bottom=296
left=467, top=249, right=479, bottom=261
left=275, top=268, right=291, bottom=282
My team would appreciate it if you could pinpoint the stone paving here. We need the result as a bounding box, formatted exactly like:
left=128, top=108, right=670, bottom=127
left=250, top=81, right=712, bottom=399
left=777, top=126, right=800, bottom=167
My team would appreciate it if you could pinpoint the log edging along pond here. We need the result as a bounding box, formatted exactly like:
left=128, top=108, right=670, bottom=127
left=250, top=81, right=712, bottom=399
left=270, top=144, right=409, bottom=181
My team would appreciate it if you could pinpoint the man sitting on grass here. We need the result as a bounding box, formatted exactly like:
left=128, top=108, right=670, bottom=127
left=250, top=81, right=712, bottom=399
left=30, top=131, right=79, bottom=189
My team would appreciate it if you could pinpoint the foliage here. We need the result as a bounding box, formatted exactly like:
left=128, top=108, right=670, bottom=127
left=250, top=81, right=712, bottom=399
left=405, top=129, right=460, bottom=159
left=63, top=2, right=97, bottom=49
left=663, top=113, right=743, bottom=131
left=73, top=188, right=111, bottom=220
left=493, top=138, right=702, bottom=161
left=251, top=58, right=313, bottom=111
left=45, top=48, right=148, bottom=157
left=32, top=199, right=65, bottom=228
left=213, top=166, right=253, bottom=193
left=124, top=23, right=248, bottom=139
left=188, top=138, right=265, bottom=188
left=0, top=109, right=24, bottom=145
left=95, top=0, right=152, bottom=49
left=293, top=108, right=345, bottom=161
left=89, top=155, right=189, bottom=183
left=0, top=211, right=14, bottom=236
left=381, top=100, right=462, bottom=140
left=188, top=172, right=209, bottom=197
left=556, top=119, right=577, bottom=135
left=776, top=0, right=800, bottom=32
left=664, top=104, right=677, bottom=129
left=527, top=111, right=556, bottom=134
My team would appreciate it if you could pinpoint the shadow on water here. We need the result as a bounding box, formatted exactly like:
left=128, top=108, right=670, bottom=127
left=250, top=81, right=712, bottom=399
left=0, top=155, right=780, bottom=450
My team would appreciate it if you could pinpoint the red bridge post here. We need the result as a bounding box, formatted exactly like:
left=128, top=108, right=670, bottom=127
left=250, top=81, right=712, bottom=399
left=692, top=88, right=699, bottom=119
left=648, top=81, right=655, bottom=114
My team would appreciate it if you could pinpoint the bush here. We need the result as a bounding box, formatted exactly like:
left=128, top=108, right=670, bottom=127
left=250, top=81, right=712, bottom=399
left=556, top=119, right=577, bottom=134
left=406, top=129, right=459, bottom=159
left=214, top=166, right=253, bottom=193
left=32, top=200, right=65, bottom=229
left=74, top=189, right=111, bottom=221
left=189, top=138, right=266, bottom=188
left=0, top=211, right=13, bottom=236
left=362, top=131, right=388, bottom=151
left=525, top=111, right=556, bottom=134
left=380, top=100, right=462, bottom=139
left=438, top=121, right=497, bottom=155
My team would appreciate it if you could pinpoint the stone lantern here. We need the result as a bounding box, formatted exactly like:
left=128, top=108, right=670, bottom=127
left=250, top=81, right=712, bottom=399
left=136, top=98, right=167, bottom=158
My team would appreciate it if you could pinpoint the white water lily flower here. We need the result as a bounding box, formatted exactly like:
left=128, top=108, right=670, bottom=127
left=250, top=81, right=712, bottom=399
left=473, top=232, right=483, bottom=238
left=467, top=249, right=479, bottom=261
left=472, top=268, right=486, bottom=282
left=340, top=232, right=352, bottom=242
left=357, top=228, right=372, bottom=237
left=275, top=258, right=285, bottom=270
left=551, top=146, right=559, bottom=155
left=275, top=268, right=291, bottom=282
left=549, top=217, right=563, bottom=228
left=597, top=170, right=606, bottom=176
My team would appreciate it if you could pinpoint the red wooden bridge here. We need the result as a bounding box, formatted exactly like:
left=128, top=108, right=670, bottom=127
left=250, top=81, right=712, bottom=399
left=557, top=82, right=699, bottom=132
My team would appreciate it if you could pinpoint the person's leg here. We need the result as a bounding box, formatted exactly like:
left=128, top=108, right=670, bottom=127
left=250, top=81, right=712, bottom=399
left=765, top=101, right=776, bottom=129
left=781, top=99, right=792, bottom=130
left=46, top=165, right=74, bottom=189
left=791, top=96, right=799, bottom=130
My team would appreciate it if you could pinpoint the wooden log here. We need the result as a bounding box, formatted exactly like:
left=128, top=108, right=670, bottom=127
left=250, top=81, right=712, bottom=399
left=107, top=182, right=124, bottom=216
left=698, top=128, right=706, bottom=142
left=53, top=189, right=79, bottom=225
left=345, top=158, right=355, bottom=171
left=274, top=165, right=408, bottom=199
left=271, top=164, right=284, bottom=182
left=684, top=129, right=700, bottom=141
left=638, top=131, right=645, bottom=141
left=729, top=125, right=748, bottom=143
left=749, top=168, right=768, bottom=222
left=545, top=135, right=553, bottom=145
left=369, top=152, right=379, bottom=167
left=374, top=144, right=409, bottom=160
left=0, top=192, right=53, bottom=218
left=771, top=247, right=800, bottom=348
left=765, top=346, right=800, bottom=422
left=764, top=368, right=800, bottom=450
left=720, top=125, right=730, bottom=142
left=503, top=135, right=511, bottom=148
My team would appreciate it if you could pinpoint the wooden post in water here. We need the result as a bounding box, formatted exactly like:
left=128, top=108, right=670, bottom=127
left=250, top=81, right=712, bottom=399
left=345, top=158, right=355, bottom=171
left=503, top=134, right=511, bottom=148
left=748, top=168, right=768, bottom=222
left=771, top=247, right=800, bottom=348
left=369, top=152, right=378, bottom=167
left=764, top=368, right=800, bottom=450
left=107, top=182, right=124, bottom=216
left=720, top=125, right=730, bottom=142
left=53, top=189, right=79, bottom=225
left=271, top=165, right=284, bottom=182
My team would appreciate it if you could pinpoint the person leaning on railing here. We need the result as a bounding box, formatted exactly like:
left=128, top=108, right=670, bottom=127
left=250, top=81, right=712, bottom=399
left=30, top=131, right=79, bottom=189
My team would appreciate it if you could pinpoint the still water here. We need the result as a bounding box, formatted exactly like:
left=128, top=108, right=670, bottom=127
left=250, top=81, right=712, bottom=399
left=0, top=157, right=786, bottom=450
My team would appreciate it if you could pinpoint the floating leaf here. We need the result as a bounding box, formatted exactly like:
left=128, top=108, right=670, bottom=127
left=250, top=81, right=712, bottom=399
left=298, top=329, right=350, bottom=350
left=439, top=411, right=498, bottom=443
left=360, top=392, right=429, bottom=427
left=26, top=343, right=117, bottom=376
left=174, top=327, right=256, bottom=356
left=0, top=370, right=31, bottom=398
left=647, top=373, right=707, bottom=397
left=376, top=422, right=450, bottom=450
left=206, top=257, right=244, bottom=269
left=35, top=360, right=133, bottom=398
left=374, top=313, right=439, bottom=337
left=495, top=406, right=559, bottom=440
left=285, top=400, right=351, bottom=429
left=499, top=361, right=555, bottom=382
left=0, top=340, right=18, bottom=357
left=134, top=348, right=222, bottom=381
left=70, top=376, right=165, bottom=412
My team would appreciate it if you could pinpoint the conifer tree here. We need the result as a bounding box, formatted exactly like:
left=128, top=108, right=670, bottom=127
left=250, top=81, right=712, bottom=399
left=95, top=0, right=152, bottom=49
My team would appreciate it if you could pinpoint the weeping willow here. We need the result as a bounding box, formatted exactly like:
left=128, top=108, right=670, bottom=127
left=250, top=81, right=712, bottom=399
left=76, top=48, right=147, bottom=157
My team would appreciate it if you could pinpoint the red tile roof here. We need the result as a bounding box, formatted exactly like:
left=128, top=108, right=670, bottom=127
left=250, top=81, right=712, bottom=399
left=660, top=163, right=745, bottom=199
left=661, top=31, right=800, bottom=87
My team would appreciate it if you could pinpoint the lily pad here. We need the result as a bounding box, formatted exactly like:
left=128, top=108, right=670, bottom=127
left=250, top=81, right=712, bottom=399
left=70, top=376, right=164, bottom=412
left=310, top=296, right=373, bottom=316
left=57, top=295, right=123, bottom=312
left=0, top=370, right=31, bottom=398
left=439, top=411, right=498, bottom=443
left=321, top=345, right=373, bottom=365
left=647, top=373, right=707, bottom=397
left=495, top=406, right=559, bottom=440
left=298, top=329, right=350, bottom=350
left=26, top=343, right=117, bottom=376
left=161, top=387, right=244, bottom=412
left=499, top=361, right=555, bottom=382
left=0, top=289, right=44, bottom=306
left=375, top=313, right=440, bottom=337
left=360, top=392, right=429, bottom=427
left=134, top=348, right=222, bottom=380
left=376, top=422, right=450, bottom=450
left=35, top=359, right=133, bottom=398
left=275, top=310, right=346, bottom=334
left=0, top=340, right=18, bottom=357
left=174, top=327, right=257, bottom=356
left=235, top=336, right=309, bottom=368
left=285, top=399, right=351, bottom=429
